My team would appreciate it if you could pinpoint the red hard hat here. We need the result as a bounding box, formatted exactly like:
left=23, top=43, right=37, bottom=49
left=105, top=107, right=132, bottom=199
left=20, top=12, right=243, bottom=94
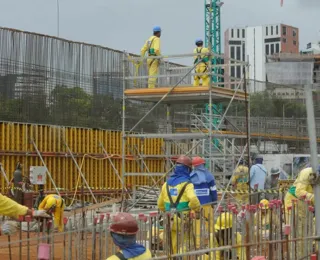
left=109, top=212, right=138, bottom=235
left=192, top=156, right=205, bottom=167
left=176, top=155, right=192, bottom=167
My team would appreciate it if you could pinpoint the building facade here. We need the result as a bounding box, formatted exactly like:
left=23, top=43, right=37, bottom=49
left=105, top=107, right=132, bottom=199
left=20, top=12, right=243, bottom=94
left=224, top=23, right=299, bottom=92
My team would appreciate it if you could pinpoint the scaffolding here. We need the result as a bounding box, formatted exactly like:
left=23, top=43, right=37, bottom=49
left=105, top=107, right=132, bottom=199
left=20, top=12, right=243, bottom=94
left=121, top=50, right=250, bottom=196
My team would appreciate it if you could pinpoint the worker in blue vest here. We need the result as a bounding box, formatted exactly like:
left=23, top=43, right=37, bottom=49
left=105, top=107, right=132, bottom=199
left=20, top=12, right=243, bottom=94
left=190, top=156, right=217, bottom=248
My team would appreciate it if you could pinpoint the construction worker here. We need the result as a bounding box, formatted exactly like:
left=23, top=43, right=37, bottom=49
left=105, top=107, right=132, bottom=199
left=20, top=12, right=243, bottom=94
left=249, top=155, right=267, bottom=204
left=38, top=194, right=65, bottom=232
left=0, top=193, right=50, bottom=235
left=193, top=38, right=210, bottom=87
left=140, top=26, right=161, bottom=89
left=265, top=167, right=280, bottom=200
left=254, top=199, right=271, bottom=240
left=190, top=156, right=217, bottom=248
left=157, top=155, right=200, bottom=254
left=231, top=158, right=249, bottom=203
left=284, top=166, right=319, bottom=259
left=206, top=212, right=246, bottom=260
left=107, top=212, right=152, bottom=260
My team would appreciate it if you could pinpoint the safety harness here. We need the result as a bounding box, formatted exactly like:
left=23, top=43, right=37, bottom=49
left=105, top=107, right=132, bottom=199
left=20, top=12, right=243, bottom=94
left=166, top=182, right=190, bottom=213
left=194, top=47, right=208, bottom=80
left=148, top=37, right=157, bottom=67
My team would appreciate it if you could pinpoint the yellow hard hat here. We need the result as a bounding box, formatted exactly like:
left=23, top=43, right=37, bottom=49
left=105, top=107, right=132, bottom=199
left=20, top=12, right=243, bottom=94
left=215, top=212, right=233, bottom=230
left=46, top=196, right=58, bottom=209
left=259, top=199, right=269, bottom=209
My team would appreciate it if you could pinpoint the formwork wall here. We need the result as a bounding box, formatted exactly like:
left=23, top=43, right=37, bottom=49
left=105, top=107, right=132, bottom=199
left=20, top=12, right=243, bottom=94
left=0, top=122, right=165, bottom=194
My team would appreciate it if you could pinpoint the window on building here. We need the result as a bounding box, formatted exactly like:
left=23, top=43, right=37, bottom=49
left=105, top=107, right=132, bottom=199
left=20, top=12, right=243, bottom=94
left=266, top=26, right=268, bottom=36
left=265, top=44, right=269, bottom=55
left=231, top=66, right=235, bottom=77
left=271, top=26, right=273, bottom=35
left=276, top=43, right=280, bottom=53
left=231, top=29, right=234, bottom=38
left=236, top=46, right=241, bottom=60
left=282, top=26, right=286, bottom=35
left=293, top=29, right=297, bottom=37
left=271, top=44, right=274, bottom=54
left=236, top=66, right=241, bottom=78
left=276, top=25, right=279, bottom=34
left=242, top=43, right=245, bottom=61
left=230, top=46, right=235, bottom=59
left=293, top=40, right=297, bottom=45
left=282, top=38, right=287, bottom=43
left=237, top=29, right=240, bottom=38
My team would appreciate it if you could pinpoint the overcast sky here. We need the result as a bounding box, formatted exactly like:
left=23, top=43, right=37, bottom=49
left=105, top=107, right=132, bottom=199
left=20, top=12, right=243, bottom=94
left=0, top=0, right=319, bottom=64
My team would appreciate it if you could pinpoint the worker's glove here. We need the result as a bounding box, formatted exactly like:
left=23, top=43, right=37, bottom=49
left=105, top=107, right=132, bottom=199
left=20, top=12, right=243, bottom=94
left=32, top=210, right=51, bottom=218
left=1, top=221, right=19, bottom=235
left=195, top=212, right=201, bottom=219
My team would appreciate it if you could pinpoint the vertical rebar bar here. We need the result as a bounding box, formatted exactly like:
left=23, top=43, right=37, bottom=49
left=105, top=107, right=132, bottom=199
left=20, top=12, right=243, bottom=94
left=68, top=220, right=72, bottom=260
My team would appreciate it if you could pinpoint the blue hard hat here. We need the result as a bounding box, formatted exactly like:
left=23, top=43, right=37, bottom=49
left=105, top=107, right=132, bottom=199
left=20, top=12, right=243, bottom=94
left=195, top=38, right=203, bottom=45
left=153, top=26, right=161, bottom=33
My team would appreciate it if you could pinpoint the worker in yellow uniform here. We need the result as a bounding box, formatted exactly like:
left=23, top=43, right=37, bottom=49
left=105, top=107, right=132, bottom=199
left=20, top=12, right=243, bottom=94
left=231, top=158, right=249, bottom=203
left=140, top=26, right=161, bottom=89
left=157, top=155, right=200, bottom=254
left=193, top=38, right=210, bottom=87
left=206, top=212, right=246, bottom=260
left=107, top=212, right=152, bottom=260
left=254, top=199, right=272, bottom=240
left=0, top=193, right=50, bottom=235
left=284, top=166, right=319, bottom=259
left=39, top=194, right=65, bottom=232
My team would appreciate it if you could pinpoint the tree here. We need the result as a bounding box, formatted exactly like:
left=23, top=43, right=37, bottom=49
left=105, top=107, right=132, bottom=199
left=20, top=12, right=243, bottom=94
left=50, top=85, right=92, bottom=127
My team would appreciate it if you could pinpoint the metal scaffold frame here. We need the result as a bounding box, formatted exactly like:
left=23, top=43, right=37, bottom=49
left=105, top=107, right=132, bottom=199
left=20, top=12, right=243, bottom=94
left=120, top=47, right=250, bottom=207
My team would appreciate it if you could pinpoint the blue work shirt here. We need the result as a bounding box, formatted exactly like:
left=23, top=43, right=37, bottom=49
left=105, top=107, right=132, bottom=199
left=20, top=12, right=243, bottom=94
left=190, top=165, right=217, bottom=205
left=249, top=163, right=267, bottom=190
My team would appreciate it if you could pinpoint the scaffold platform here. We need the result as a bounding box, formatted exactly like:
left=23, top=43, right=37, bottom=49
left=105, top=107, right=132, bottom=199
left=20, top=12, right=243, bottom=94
left=124, top=86, right=247, bottom=103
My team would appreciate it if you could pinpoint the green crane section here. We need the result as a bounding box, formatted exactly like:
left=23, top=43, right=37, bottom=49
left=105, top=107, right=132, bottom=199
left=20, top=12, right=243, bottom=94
left=204, top=0, right=223, bottom=152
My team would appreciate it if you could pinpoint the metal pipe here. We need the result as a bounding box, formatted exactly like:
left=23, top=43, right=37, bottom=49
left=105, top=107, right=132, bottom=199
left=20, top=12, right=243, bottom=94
left=305, top=84, right=320, bottom=260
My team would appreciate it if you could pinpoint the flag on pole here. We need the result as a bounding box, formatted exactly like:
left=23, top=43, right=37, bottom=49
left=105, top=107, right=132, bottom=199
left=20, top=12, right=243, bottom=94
left=280, top=0, right=283, bottom=7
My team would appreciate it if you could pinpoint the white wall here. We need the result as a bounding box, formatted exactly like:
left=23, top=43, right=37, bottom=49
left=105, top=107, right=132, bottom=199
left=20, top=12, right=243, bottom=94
left=246, top=26, right=266, bottom=92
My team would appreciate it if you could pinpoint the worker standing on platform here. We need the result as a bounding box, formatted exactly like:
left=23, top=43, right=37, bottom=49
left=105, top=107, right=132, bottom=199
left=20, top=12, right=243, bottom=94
left=249, top=155, right=267, bottom=204
left=205, top=212, right=246, bottom=260
left=190, top=156, right=217, bottom=248
left=231, top=158, right=249, bottom=203
left=38, top=194, right=65, bottom=232
left=0, top=193, right=50, bottom=235
left=107, top=212, right=152, bottom=260
left=140, top=26, right=161, bottom=89
left=157, top=155, right=200, bottom=254
left=265, top=167, right=280, bottom=200
left=193, top=38, right=210, bottom=87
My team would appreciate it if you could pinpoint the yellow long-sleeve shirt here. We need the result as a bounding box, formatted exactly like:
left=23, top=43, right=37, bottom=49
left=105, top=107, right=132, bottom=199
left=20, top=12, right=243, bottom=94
left=206, top=232, right=246, bottom=260
left=157, top=181, right=200, bottom=212
left=0, top=193, right=28, bottom=219
left=140, top=36, right=161, bottom=57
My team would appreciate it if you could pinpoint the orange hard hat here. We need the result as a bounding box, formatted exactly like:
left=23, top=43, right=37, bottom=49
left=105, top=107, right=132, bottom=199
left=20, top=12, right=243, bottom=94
left=192, top=156, right=205, bottom=167
left=109, top=212, right=138, bottom=235
left=176, top=155, right=192, bottom=167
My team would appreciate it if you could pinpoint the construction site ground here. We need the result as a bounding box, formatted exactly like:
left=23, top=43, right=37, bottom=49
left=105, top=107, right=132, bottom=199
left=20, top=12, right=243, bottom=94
left=0, top=232, right=114, bottom=260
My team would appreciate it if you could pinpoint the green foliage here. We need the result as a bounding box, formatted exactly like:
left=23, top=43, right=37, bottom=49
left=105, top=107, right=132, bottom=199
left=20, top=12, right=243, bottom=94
left=227, top=90, right=307, bottom=118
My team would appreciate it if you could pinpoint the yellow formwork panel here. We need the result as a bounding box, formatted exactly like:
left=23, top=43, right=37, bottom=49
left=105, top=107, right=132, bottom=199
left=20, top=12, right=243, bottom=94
left=0, top=122, right=166, bottom=194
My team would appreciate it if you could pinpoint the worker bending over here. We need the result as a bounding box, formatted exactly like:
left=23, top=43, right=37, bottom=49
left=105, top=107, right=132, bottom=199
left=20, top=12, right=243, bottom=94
left=107, top=212, right=151, bottom=260
left=193, top=38, right=210, bottom=87
left=206, top=212, right=246, bottom=260
left=157, top=155, right=200, bottom=254
left=39, top=194, right=65, bottom=232
left=140, top=26, right=161, bottom=89
left=231, top=158, right=249, bottom=203
left=0, top=193, right=50, bottom=235
left=190, top=156, right=217, bottom=247
left=284, top=166, right=319, bottom=258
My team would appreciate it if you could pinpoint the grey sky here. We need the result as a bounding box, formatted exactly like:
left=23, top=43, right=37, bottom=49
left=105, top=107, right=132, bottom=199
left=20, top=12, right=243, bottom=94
left=0, top=0, right=319, bottom=65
